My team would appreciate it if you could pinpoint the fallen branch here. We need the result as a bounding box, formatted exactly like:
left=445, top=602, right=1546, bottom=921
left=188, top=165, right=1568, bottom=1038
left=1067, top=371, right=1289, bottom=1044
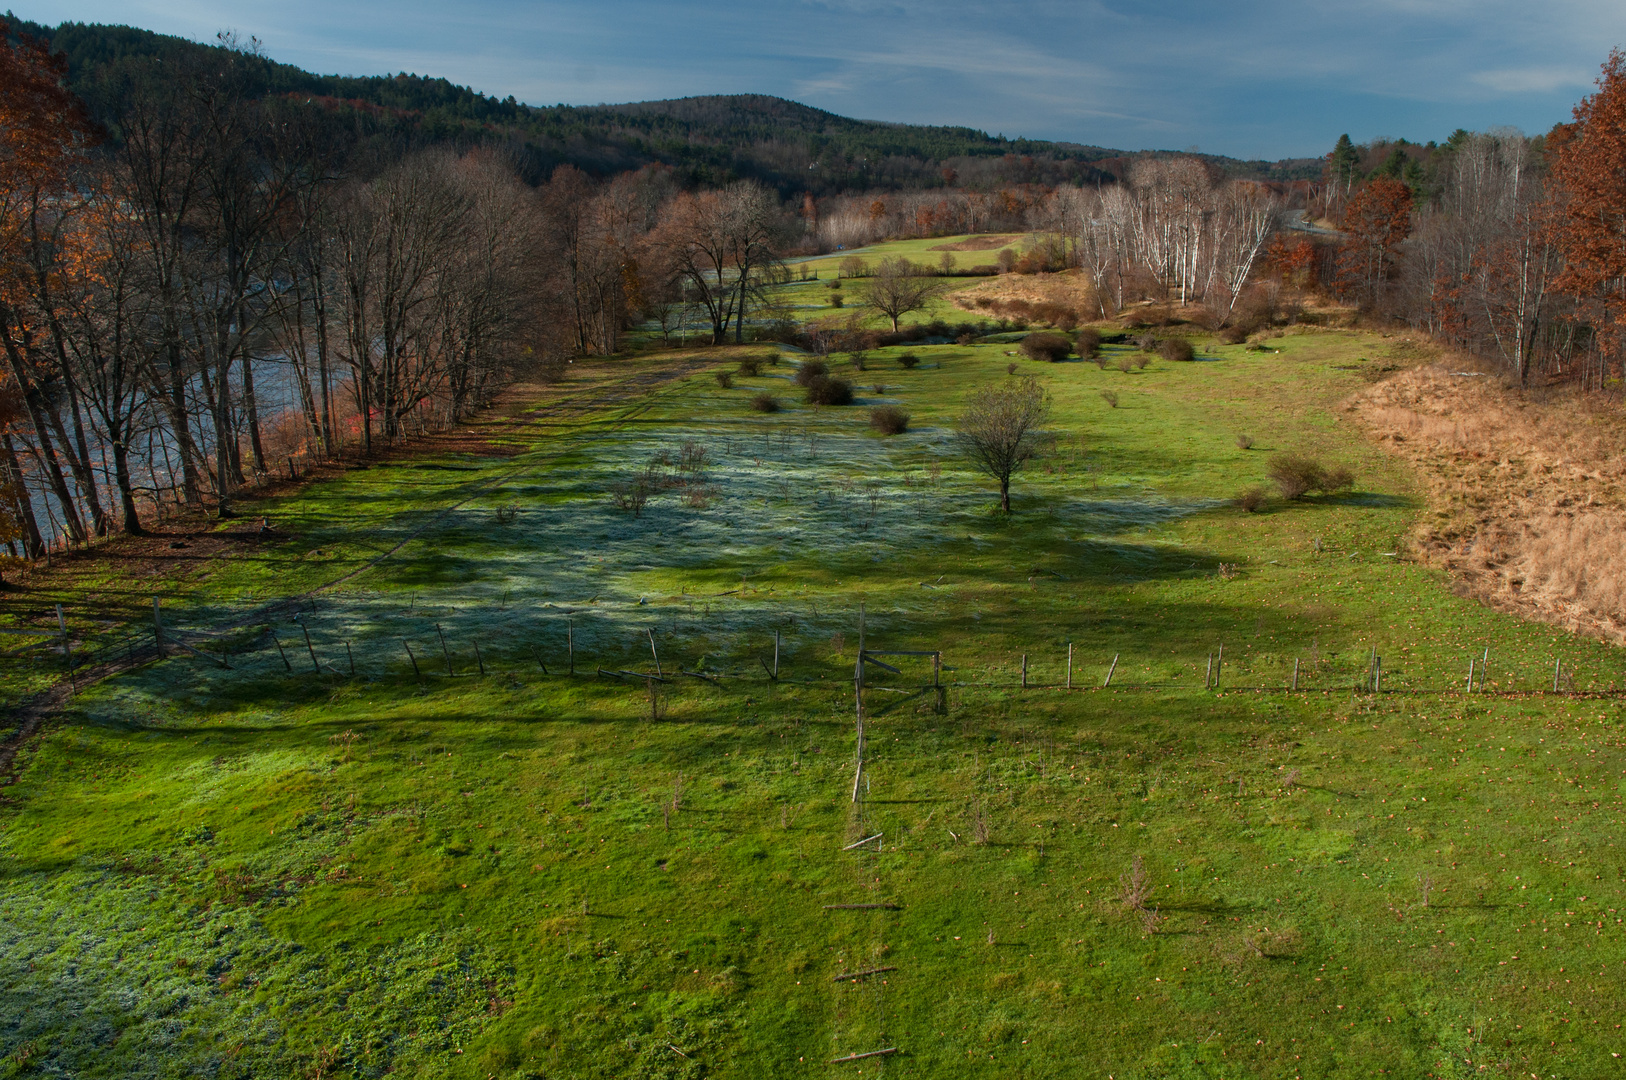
left=830, top=966, right=896, bottom=982
left=822, top=903, right=902, bottom=910
left=830, top=1048, right=897, bottom=1064
left=841, top=833, right=882, bottom=851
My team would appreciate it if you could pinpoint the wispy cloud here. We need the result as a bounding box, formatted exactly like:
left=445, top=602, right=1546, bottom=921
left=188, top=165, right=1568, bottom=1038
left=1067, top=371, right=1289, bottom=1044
left=22, top=0, right=1626, bottom=157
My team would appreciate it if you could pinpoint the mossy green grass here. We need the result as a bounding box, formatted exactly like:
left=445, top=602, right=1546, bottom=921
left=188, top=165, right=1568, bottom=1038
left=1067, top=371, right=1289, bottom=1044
left=4, top=330, right=1626, bottom=1079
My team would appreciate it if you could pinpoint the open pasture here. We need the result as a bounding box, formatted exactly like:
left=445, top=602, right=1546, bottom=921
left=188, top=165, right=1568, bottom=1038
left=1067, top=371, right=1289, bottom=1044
left=4, top=329, right=1626, bottom=1079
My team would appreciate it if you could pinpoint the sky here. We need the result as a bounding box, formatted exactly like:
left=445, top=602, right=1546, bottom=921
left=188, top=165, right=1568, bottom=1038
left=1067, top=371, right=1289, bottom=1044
left=15, top=0, right=1626, bottom=160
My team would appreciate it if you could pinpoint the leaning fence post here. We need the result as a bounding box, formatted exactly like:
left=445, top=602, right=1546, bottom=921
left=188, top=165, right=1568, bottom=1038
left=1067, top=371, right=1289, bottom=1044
left=1103, top=653, right=1118, bottom=688
left=300, top=621, right=320, bottom=673
left=1215, top=644, right=1223, bottom=688
left=1066, top=642, right=1073, bottom=689
left=153, top=597, right=164, bottom=654
left=1466, top=658, right=1475, bottom=693
left=345, top=641, right=355, bottom=677
left=648, top=628, right=662, bottom=678
left=272, top=631, right=292, bottom=672
left=1554, top=658, right=1562, bottom=693
left=1292, top=657, right=1299, bottom=692
left=473, top=639, right=486, bottom=676
left=1374, top=655, right=1382, bottom=693
left=436, top=623, right=453, bottom=676
left=403, top=640, right=421, bottom=677
left=1021, top=654, right=1028, bottom=689
left=1205, top=651, right=1213, bottom=689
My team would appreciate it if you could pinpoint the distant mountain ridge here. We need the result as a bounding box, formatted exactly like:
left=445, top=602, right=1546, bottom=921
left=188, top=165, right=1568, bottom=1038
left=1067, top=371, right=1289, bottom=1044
left=4, top=13, right=1325, bottom=192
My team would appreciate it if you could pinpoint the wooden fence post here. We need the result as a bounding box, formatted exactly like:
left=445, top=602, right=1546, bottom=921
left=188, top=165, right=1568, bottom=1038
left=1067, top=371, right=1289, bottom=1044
left=300, top=621, right=320, bottom=673
left=473, top=639, right=486, bottom=676
left=774, top=630, right=780, bottom=680
left=1103, top=653, right=1118, bottom=688
left=649, top=628, right=662, bottom=678
left=1066, top=642, right=1073, bottom=689
left=403, top=640, right=420, bottom=677
left=1292, top=657, right=1299, bottom=691
left=1215, top=644, right=1223, bottom=689
left=56, top=604, right=71, bottom=685
left=153, top=597, right=164, bottom=654
left=1554, top=658, right=1562, bottom=693
left=1021, top=654, right=1027, bottom=689
left=436, top=623, right=453, bottom=676
left=272, top=632, right=292, bottom=672
left=346, top=641, right=356, bottom=677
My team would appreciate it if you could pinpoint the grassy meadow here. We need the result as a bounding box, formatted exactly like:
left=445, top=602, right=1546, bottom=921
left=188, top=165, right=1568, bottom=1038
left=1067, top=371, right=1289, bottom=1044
left=4, top=278, right=1626, bottom=1078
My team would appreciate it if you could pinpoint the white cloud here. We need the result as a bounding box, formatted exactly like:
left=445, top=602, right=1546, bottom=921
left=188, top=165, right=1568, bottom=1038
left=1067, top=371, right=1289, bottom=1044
left=1472, top=66, right=1594, bottom=95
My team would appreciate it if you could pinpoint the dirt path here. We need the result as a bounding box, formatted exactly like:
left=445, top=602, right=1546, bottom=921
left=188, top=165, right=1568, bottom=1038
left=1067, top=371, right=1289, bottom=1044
left=0, top=354, right=717, bottom=782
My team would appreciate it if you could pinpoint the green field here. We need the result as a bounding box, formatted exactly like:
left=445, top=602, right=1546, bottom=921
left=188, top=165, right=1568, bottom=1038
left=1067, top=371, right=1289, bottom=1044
left=4, top=327, right=1626, bottom=1079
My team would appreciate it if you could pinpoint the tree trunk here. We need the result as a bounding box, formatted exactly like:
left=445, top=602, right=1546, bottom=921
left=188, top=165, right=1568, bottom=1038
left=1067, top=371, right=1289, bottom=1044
left=1, top=433, right=45, bottom=558
left=108, top=438, right=144, bottom=535
left=999, top=477, right=1011, bottom=514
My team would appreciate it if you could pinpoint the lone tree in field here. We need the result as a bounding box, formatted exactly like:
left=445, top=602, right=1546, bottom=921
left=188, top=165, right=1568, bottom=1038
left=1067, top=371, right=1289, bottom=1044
left=955, top=377, right=1052, bottom=513
left=860, top=256, right=945, bottom=332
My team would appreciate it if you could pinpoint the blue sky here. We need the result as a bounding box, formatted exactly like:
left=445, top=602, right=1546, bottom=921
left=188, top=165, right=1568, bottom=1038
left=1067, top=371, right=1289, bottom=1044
left=18, top=0, right=1626, bottom=159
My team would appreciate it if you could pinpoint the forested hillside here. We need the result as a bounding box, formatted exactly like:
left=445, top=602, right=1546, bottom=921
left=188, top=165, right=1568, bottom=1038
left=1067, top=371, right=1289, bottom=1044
left=3, top=15, right=1321, bottom=193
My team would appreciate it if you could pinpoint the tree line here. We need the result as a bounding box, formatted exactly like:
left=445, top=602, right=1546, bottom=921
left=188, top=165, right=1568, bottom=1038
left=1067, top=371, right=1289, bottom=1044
left=0, top=27, right=803, bottom=556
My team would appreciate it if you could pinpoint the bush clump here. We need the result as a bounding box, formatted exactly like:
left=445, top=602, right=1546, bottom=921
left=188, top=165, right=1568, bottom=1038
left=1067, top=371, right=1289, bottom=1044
left=1158, top=338, right=1196, bottom=363
left=714, top=370, right=734, bottom=388
left=806, top=376, right=854, bottom=406
left=751, top=392, right=780, bottom=413
left=1099, top=390, right=1119, bottom=408
left=869, top=405, right=910, bottom=434
left=1075, top=327, right=1102, bottom=359
left=764, top=350, right=781, bottom=366
left=1217, top=325, right=1249, bottom=345
left=898, top=352, right=920, bottom=369
left=793, top=359, right=829, bottom=387
left=737, top=356, right=762, bottom=376
left=1237, top=488, right=1268, bottom=512
left=1019, top=332, right=1072, bottom=363
left=1267, top=455, right=1355, bottom=500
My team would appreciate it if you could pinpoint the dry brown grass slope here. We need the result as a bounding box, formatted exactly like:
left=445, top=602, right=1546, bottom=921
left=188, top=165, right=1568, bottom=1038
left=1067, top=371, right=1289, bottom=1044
left=1353, top=361, right=1626, bottom=641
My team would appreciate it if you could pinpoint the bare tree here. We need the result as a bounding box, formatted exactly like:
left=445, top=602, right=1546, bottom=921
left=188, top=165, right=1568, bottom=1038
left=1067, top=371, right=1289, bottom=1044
left=859, top=256, right=945, bottom=331
left=954, top=377, right=1052, bottom=513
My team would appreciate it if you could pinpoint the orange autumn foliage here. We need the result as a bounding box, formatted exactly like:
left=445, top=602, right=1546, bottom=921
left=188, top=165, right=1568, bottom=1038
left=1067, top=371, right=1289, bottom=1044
left=1547, top=49, right=1626, bottom=356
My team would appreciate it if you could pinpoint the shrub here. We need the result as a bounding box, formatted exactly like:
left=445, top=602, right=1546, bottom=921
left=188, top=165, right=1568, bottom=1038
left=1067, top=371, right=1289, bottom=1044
left=1237, top=488, right=1268, bottom=512
left=830, top=294, right=843, bottom=308
left=764, top=349, right=781, bottom=366
left=806, top=376, right=854, bottom=406
left=1158, top=338, right=1196, bottom=363
left=714, top=370, right=734, bottom=389
left=1218, top=325, right=1249, bottom=345
left=1006, top=362, right=1019, bottom=375
left=956, top=332, right=976, bottom=345
left=1020, top=332, right=1072, bottom=363
left=898, top=352, right=920, bottom=369
left=850, top=351, right=868, bottom=371
left=1099, top=390, right=1119, bottom=408
left=750, top=392, right=780, bottom=413
left=1134, top=353, right=1151, bottom=370
left=1116, top=356, right=1134, bottom=373
left=869, top=406, right=910, bottom=434
left=737, top=356, right=762, bottom=377
left=828, top=278, right=842, bottom=290
left=1075, top=327, right=1101, bottom=359
left=794, top=359, right=828, bottom=387
left=1235, top=434, right=1254, bottom=450
left=1133, top=332, right=1159, bottom=352
left=1267, top=456, right=1356, bottom=499
left=1268, top=455, right=1323, bottom=499
left=872, top=384, right=886, bottom=395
